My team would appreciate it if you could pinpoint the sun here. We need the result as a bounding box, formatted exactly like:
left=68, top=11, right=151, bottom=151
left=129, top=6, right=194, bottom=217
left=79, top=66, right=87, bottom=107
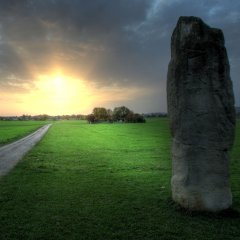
left=52, top=75, right=69, bottom=96
left=35, top=73, right=73, bottom=102
left=19, top=72, right=94, bottom=115
left=54, top=75, right=64, bottom=89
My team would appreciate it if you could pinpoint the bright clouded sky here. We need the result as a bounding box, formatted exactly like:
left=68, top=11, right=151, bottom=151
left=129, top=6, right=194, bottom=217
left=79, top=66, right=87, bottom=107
left=0, top=0, right=239, bottom=115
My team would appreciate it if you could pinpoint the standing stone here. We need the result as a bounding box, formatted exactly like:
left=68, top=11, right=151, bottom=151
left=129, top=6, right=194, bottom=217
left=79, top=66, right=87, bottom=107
left=167, top=16, right=236, bottom=212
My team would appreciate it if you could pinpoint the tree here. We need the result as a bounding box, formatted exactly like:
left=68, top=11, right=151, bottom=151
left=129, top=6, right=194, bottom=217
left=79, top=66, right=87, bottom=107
left=86, top=114, right=96, bottom=124
left=88, top=106, right=145, bottom=124
left=112, top=106, right=131, bottom=121
left=106, top=109, right=113, bottom=122
left=93, top=107, right=108, bottom=121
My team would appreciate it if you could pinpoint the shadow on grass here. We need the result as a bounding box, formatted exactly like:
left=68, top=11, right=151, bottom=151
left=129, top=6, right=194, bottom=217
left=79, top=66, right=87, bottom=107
left=166, top=198, right=240, bottom=219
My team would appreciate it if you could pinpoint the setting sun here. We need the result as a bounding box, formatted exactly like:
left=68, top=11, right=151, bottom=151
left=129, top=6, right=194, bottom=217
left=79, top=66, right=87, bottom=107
left=0, top=66, right=154, bottom=116
left=54, top=75, right=64, bottom=90
left=26, top=72, right=94, bottom=115
left=0, top=70, right=96, bottom=116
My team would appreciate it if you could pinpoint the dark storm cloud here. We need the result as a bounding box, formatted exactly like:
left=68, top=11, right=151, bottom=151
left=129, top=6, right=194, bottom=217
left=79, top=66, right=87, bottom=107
left=0, top=0, right=239, bottom=110
left=0, top=0, right=152, bottom=85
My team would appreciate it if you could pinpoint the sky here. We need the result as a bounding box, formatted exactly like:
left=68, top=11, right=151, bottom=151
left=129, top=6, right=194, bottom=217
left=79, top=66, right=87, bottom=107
left=0, top=0, right=239, bottom=116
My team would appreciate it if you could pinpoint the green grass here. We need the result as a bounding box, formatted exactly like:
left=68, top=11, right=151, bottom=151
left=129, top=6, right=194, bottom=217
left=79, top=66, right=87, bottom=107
left=0, top=121, right=49, bottom=146
left=0, top=118, right=239, bottom=240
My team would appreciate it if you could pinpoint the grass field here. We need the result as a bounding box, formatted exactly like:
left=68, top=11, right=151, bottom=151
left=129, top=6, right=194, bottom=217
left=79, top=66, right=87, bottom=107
left=0, top=118, right=239, bottom=240
left=0, top=121, right=49, bottom=146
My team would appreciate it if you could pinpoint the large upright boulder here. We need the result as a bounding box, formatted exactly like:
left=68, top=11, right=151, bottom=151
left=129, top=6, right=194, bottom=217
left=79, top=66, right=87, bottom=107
left=167, top=16, right=236, bottom=212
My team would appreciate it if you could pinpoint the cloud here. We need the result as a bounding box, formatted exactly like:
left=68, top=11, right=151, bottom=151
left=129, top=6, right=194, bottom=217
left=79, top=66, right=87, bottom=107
left=0, top=0, right=239, bottom=112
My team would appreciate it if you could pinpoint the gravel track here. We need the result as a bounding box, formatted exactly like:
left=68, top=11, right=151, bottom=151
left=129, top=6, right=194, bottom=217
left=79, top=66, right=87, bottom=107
left=0, top=124, right=51, bottom=176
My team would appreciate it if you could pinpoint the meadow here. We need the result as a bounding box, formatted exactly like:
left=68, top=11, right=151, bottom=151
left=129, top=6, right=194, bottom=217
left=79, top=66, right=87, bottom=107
left=0, top=121, right=49, bottom=146
left=0, top=118, right=239, bottom=240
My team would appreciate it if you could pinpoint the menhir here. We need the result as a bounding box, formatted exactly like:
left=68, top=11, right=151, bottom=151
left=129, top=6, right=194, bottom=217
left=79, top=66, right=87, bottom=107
left=167, top=16, right=235, bottom=212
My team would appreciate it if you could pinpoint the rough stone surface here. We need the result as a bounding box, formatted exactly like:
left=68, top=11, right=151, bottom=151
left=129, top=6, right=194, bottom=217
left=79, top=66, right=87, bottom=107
left=167, top=16, right=236, bottom=212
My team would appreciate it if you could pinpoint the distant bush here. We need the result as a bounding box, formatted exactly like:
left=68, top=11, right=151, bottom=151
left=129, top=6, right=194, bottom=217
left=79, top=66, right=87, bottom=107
left=125, top=112, right=146, bottom=123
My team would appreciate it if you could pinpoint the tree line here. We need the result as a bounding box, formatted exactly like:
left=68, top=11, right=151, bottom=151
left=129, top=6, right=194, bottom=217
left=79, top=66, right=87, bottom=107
left=86, top=106, right=146, bottom=124
left=0, top=114, right=86, bottom=121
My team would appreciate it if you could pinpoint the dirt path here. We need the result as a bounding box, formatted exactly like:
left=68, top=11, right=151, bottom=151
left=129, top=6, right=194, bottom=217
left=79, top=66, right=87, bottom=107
left=0, top=124, right=52, bottom=176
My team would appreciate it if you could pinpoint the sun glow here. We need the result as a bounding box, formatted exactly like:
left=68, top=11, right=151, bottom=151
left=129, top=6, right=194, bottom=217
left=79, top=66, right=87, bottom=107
left=0, top=68, right=152, bottom=116
left=6, top=71, right=95, bottom=115
left=54, top=75, right=64, bottom=90
left=32, top=73, right=91, bottom=113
